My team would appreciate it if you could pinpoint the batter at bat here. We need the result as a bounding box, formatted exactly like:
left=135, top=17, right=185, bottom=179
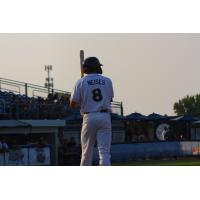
left=70, top=56, right=114, bottom=166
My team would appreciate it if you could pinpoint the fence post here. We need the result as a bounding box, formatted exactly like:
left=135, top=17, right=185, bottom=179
left=25, top=83, right=28, bottom=96
left=121, top=102, right=124, bottom=116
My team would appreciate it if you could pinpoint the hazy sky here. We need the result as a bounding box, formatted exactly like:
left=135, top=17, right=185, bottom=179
left=0, top=33, right=200, bottom=115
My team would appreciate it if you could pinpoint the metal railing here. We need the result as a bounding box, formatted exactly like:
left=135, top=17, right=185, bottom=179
left=0, top=77, right=124, bottom=118
left=0, top=77, right=70, bottom=98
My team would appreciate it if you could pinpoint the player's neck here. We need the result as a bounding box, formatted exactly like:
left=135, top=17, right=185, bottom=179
left=86, top=73, right=101, bottom=76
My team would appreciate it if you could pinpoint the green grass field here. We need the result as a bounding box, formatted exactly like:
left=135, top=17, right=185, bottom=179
left=112, top=158, right=200, bottom=166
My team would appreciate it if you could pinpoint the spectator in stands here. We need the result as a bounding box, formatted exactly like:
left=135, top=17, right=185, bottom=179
left=38, top=136, right=47, bottom=147
left=53, top=93, right=59, bottom=102
left=0, top=99, right=5, bottom=113
left=28, top=98, right=39, bottom=119
left=2, top=139, right=9, bottom=151
left=21, top=101, right=29, bottom=119
left=0, top=141, right=3, bottom=150
left=0, top=137, right=9, bottom=152
left=47, top=93, right=54, bottom=102
left=165, top=127, right=176, bottom=141
left=54, top=101, right=65, bottom=119
left=177, top=131, right=185, bottom=140
left=10, top=96, right=20, bottom=119
left=138, top=133, right=145, bottom=141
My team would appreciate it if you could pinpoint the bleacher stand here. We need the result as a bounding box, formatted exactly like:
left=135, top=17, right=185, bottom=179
left=0, top=90, right=72, bottom=120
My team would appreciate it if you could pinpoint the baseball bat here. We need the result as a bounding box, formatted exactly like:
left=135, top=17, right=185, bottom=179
left=80, top=50, right=84, bottom=78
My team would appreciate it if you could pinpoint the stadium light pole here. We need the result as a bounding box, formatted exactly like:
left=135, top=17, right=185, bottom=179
left=44, top=65, right=54, bottom=94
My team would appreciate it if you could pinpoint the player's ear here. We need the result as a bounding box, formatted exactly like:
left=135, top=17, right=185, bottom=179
left=83, top=67, right=88, bottom=74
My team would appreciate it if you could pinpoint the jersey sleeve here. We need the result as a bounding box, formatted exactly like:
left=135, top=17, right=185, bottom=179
left=111, top=81, right=114, bottom=98
left=70, top=80, right=81, bottom=103
left=109, top=79, right=114, bottom=99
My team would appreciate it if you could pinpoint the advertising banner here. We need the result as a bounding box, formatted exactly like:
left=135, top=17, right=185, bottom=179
left=179, top=142, right=192, bottom=156
left=93, top=142, right=199, bottom=163
left=0, top=153, right=4, bottom=166
left=29, top=147, right=51, bottom=166
left=191, top=142, right=200, bottom=156
left=5, top=148, right=28, bottom=166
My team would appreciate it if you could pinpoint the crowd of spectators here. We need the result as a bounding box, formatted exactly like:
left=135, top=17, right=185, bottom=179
left=124, top=121, right=149, bottom=142
left=0, top=90, right=72, bottom=120
left=0, top=137, right=9, bottom=153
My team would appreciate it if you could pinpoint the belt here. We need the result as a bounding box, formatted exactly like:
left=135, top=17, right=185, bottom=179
left=83, top=109, right=109, bottom=114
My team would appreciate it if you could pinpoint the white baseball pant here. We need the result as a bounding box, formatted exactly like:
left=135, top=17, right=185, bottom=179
left=80, top=112, right=112, bottom=166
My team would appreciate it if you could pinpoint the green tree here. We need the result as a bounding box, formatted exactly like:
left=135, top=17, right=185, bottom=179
left=174, top=94, right=200, bottom=116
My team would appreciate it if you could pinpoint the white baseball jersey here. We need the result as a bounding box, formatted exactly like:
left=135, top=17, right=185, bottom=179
left=70, top=74, right=114, bottom=114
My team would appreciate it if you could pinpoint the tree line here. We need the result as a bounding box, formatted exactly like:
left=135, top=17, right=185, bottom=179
left=174, top=94, right=200, bottom=116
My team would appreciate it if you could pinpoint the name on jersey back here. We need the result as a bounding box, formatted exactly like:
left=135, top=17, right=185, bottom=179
left=87, top=79, right=105, bottom=86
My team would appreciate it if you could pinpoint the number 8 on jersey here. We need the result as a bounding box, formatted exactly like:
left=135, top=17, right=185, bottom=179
left=92, top=88, right=103, bottom=102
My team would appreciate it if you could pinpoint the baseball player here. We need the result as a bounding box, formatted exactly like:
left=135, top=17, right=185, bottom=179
left=70, top=57, right=114, bottom=166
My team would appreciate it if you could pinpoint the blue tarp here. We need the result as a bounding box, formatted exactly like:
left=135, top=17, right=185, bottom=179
left=125, top=112, right=147, bottom=121
left=146, top=113, right=169, bottom=121
left=171, top=115, right=199, bottom=122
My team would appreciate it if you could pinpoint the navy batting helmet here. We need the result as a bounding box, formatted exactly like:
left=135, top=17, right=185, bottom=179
left=83, top=57, right=103, bottom=68
left=83, top=57, right=103, bottom=74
